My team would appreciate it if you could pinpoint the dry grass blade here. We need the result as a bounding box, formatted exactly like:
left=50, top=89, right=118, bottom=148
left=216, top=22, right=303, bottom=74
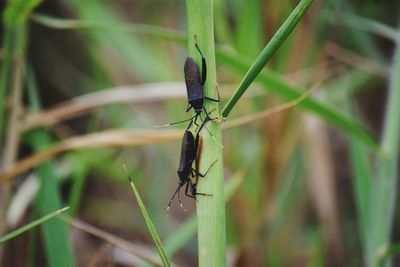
left=223, top=83, right=317, bottom=129
left=0, top=129, right=180, bottom=182
left=1, top=85, right=315, bottom=183
left=325, top=42, right=387, bottom=77
left=21, top=83, right=241, bottom=131
left=2, top=82, right=316, bottom=183
left=22, top=83, right=186, bottom=131
left=62, top=216, right=177, bottom=267
left=303, top=115, right=342, bottom=261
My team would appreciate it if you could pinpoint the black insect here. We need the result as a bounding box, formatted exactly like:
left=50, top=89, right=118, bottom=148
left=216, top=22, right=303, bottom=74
left=163, top=39, right=220, bottom=132
left=167, top=130, right=216, bottom=211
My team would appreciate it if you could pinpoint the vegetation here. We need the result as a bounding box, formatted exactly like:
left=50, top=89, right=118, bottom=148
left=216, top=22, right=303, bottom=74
left=0, top=1, right=399, bottom=266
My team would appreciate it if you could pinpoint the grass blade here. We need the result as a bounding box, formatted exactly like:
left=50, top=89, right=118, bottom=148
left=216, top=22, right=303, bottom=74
left=26, top=66, right=76, bottom=267
left=221, top=0, right=314, bottom=117
left=28, top=15, right=376, bottom=148
left=142, top=167, right=245, bottom=267
left=217, top=49, right=377, bottom=148
left=0, top=207, right=69, bottom=244
left=338, top=13, right=398, bottom=41
left=164, top=169, right=244, bottom=256
left=348, top=123, right=371, bottom=246
left=123, top=165, right=171, bottom=267
left=366, top=31, right=400, bottom=267
left=31, top=14, right=186, bottom=43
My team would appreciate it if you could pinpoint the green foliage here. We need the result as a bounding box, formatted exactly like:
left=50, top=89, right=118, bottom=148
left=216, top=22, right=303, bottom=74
left=221, top=0, right=314, bottom=117
left=0, top=207, right=69, bottom=244
left=124, top=165, right=171, bottom=267
left=1, top=0, right=399, bottom=266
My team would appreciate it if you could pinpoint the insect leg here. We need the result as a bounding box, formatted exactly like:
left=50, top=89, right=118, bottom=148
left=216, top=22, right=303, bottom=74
left=186, top=103, right=193, bottom=112
left=204, top=84, right=221, bottom=102
left=194, top=36, right=207, bottom=86
left=185, top=181, right=196, bottom=199
left=192, top=159, right=218, bottom=178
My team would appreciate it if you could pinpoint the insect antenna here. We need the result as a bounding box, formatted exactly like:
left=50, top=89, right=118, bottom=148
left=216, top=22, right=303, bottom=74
left=154, top=114, right=197, bottom=128
left=166, top=185, right=187, bottom=213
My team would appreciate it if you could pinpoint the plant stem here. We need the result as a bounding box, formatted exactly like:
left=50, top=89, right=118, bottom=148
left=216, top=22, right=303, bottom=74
left=185, top=1, right=226, bottom=266
left=366, top=28, right=400, bottom=267
left=0, top=1, right=42, bottom=262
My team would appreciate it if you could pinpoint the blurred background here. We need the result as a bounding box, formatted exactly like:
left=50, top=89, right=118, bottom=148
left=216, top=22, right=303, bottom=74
left=0, top=0, right=399, bottom=266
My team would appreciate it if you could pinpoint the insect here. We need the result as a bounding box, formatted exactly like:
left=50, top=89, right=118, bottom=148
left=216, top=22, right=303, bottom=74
left=167, top=130, right=216, bottom=211
left=161, top=37, right=220, bottom=133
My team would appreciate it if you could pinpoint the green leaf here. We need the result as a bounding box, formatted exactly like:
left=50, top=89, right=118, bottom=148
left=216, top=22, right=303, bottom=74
left=338, top=13, right=398, bottom=41
left=216, top=48, right=377, bottom=148
left=31, top=14, right=186, bottom=43
left=366, top=31, right=400, bottom=267
left=0, top=207, right=69, bottom=244
left=27, top=66, right=76, bottom=267
left=221, top=0, right=314, bottom=117
left=123, top=165, right=171, bottom=267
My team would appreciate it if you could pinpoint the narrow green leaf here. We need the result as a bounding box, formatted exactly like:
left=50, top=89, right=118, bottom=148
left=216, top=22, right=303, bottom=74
left=0, top=207, right=69, bottom=244
left=3, top=0, right=43, bottom=26
left=217, top=49, right=377, bottom=148
left=366, top=31, right=400, bottom=267
left=338, top=13, right=398, bottom=42
left=377, top=244, right=400, bottom=267
left=221, top=0, right=314, bottom=117
left=143, top=168, right=245, bottom=267
left=123, top=165, right=171, bottom=267
left=27, top=66, right=75, bottom=267
left=348, top=105, right=372, bottom=245
left=164, top=169, right=244, bottom=256
left=31, top=14, right=186, bottom=43
left=0, top=0, right=42, bottom=147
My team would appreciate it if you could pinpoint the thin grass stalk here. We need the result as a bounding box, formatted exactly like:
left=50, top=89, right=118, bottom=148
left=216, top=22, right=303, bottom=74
left=27, top=67, right=76, bottom=267
left=221, top=0, right=313, bottom=118
left=186, top=1, right=226, bottom=266
left=0, top=207, right=69, bottom=244
left=366, top=29, right=400, bottom=267
left=0, top=28, right=13, bottom=143
left=124, top=165, right=171, bottom=267
left=0, top=1, right=42, bottom=262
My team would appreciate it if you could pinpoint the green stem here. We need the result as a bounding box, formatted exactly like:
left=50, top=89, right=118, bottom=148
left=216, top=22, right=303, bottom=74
left=186, top=1, right=226, bottom=266
left=366, top=28, right=400, bottom=267
left=0, top=207, right=69, bottom=244
left=0, top=29, right=14, bottom=144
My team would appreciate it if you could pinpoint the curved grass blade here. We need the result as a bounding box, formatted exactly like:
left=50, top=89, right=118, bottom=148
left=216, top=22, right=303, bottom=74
left=123, top=165, right=171, bottom=267
left=143, top=168, right=246, bottom=267
left=338, top=13, right=398, bottom=42
left=221, top=0, right=314, bottom=117
left=31, top=14, right=186, bottom=44
left=366, top=31, right=400, bottom=267
left=216, top=49, right=377, bottom=148
left=29, top=14, right=376, bottom=148
left=0, top=207, right=69, bottom=244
